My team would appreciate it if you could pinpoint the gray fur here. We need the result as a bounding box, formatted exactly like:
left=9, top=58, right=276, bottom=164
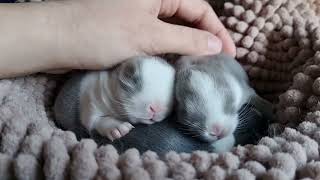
left=116, top=57, right=143, bottom=95
left=174, top=53, right=274, bottom=145
left=54, top=72, right=89, bottom=138
left=175, top=69, right=209, bottom=139
left=103, top=58, right=144, bottom=120
left=54, top=75, right=266, bottom=154
left=54, top=54, right=271, bottom=154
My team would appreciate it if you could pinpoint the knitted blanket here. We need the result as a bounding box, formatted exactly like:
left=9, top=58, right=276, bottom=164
left=1, top=0, right=320, bottom=179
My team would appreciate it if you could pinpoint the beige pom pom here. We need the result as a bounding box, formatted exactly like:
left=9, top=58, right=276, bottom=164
left=248, top=145, right=272, bottom=163
left=231, top=32, right=244, bottom=44
left=269, top=153, right=297, bottom=178
left=292, top=73, right=313, bottom=92
left=279, top=89, right=306, bottom=106
left=307, top=21, right=318, bottom=32
left=313, top=40, right=320, bottom=51
left=190, top=151, right=212, bottom=174
left=263, top=168, right=290, bottom=180
left=232, top=146, right=248, bottom=160
left=119, top=149, right=142, bottom=170
left=260, top=0, right=269, bottom=5
left=243, top=0, right=254, bottom=6
left=95, top=145, right=119, bottom=165
left=314, top=51, right=320, bottom=64
left=219, top=16, right=226, bottom=22
left=270, top=14, right=282, bottom=29
left=305, top=111, right=320, bottom=125
left=224, top=2, right=234, bottom=14
left=312, top=27, right=320, bottom=39
left=312, top=77, right=320, bottom=95
left=247, top=26, right=259, bottom=38
left=282, top=142, right=307, bottom=168
left=284, top=0, right=297, bottom=12
left=241, top=10, right=256, bottom=23
left=278, top=7, right=293, bottom=25
left=216, top=152, right=240, bottom=170
left=253, top=17, right=266, bottom=30
left=229, top=169, right=255, bottom=180
left=165, top=151, right=181, bottom=168
left=241, top=36, right=254, bottom=48
left=247, top=51, right=259, bottom=63
left=280, top=25, right=293, bottom=37
left=298, top=161, right=320, bottom=179
left=204, top=166, right=226, bottom=180
left=180, top=152, right=191, bottom=162
left=252, top=0, right=263, bottom=13
left=236, top=47, right=250, bottom=59
left=144, top=160, right=169, bottom=179
left=297, top=121, right=318, bottom=136
left=243, top=161, right=266, bottom=176
left=256, top=33, right=268, bottom=44
left=252, top=42, right=267, bottom=54
left=260, top=5, right=276, bottom=19
left=235, top=21, right=249, bottom=33
left=294, top=22, right=306, bottom=34
left=171, top=162, right=196, bottom=180
left=262, top=22, right=275, bottom=33
left=305, top=65, right=320, bottom=78
left=124, top=167, right=151, bottom=180
left=259, top=137, right=281, bottom=152
left=306, top=95, right=320, bottom=111
left=281, top=128, right=319, bottom=160
left=226, top=17, right=239, bottom=28
left=277, top=106, right=301, bottom=124
left=233, top=5, right=245, bottom=17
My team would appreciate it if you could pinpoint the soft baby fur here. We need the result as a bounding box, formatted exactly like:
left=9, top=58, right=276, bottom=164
left=2, top=0, right=320, bottom=179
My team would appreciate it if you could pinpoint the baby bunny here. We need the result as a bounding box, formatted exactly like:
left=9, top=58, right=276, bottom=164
left=175, top=53, right=274, bottom=153
left=54, top=55, right=175, bottom=141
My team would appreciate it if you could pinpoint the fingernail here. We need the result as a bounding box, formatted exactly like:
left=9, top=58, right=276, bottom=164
left=207, top=35, right=222, bottom=54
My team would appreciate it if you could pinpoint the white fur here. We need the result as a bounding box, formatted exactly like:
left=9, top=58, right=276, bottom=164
left=188, top=70, right=244, bottom=152
left=80, top=71, right=114, bottom=131
left=79, top=56, right=175, bottom=140
left=211, top=134, right=235, bottom=153
left=127, top=57, right=175, bottom=123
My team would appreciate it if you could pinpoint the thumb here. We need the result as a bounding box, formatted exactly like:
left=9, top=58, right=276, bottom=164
left=146, top=21, right=222, bottom=56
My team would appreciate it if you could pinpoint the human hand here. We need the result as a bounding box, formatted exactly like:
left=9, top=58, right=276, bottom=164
left=0, top=0, right=236, bottom=78
left=52, top=0, right=236, bottom=70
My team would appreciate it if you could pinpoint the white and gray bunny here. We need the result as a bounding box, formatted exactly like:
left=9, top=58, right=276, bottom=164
left=174, top=53, right=274, bottom=153
left=54, top=53, right=272, bottom=154
left=54, top=55, right=175, bottom=141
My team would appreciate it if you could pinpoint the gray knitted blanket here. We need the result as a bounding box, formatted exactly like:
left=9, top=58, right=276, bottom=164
left=2, top=0, right=320, bottom=179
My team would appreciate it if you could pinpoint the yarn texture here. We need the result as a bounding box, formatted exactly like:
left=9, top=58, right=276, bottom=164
left=2, top=0, right=320, bottom=179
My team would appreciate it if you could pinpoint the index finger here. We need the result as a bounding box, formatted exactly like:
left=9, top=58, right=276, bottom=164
left=158, top=0, right=236, bottom=57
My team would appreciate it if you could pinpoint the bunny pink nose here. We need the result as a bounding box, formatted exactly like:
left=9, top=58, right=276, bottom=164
left=149, top=104, right=162, bottom=113
left=210, top=124, right=225, bottom=138
left=148, top=103, right=163, bottom=120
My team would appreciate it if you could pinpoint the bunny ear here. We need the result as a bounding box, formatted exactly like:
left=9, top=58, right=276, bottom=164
left=117, top=59, right=142, bottom=93
left=173, top=55, right=197, bottom=71
left=119, top=60, right=138, bottom=79
left=249, top=93, right=276, bottom=124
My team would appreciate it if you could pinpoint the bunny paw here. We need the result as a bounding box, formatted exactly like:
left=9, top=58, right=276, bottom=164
left=105, top=122, right=134, bottom=141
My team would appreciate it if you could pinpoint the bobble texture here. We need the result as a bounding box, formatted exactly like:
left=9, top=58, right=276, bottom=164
left=1, top=0, right=320, bottom=179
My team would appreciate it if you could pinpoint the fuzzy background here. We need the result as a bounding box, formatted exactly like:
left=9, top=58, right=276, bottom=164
left=1, top=0, right=320, bottom=179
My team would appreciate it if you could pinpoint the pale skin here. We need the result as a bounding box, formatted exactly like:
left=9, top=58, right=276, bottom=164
left=0, top=0, right=236, bottom=78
